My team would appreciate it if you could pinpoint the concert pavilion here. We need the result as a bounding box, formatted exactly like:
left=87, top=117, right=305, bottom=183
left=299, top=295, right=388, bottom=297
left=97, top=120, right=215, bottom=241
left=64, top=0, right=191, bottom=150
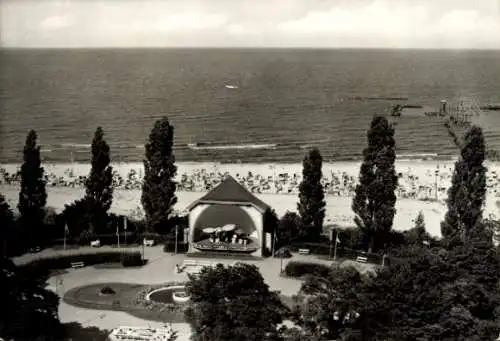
left=186, top=175, right=274, bottom=257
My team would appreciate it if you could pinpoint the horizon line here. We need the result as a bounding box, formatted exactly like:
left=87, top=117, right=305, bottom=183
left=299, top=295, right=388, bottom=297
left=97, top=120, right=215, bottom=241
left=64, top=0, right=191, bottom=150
left=2, top=46, right=500, bottom=51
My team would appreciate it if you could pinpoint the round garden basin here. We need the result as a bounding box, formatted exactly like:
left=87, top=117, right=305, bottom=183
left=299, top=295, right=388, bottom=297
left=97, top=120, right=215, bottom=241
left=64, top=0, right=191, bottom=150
left=172, top=291, right=190, bottom=304
left=146, top=286, right=190, bottom=304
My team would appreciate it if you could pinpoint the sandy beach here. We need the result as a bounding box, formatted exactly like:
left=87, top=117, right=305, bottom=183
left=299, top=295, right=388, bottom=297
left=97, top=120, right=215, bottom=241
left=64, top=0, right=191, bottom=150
left=2, top=160, right=500, bottom=238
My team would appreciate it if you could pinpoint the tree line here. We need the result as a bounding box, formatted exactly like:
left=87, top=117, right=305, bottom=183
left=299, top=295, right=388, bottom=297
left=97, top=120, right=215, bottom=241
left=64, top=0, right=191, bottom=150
left=184, top=118, right=499, bottom=341
left=1, top=114, right=493, bottom=259
left=279, top=115, right=491, bottom=258
left=1, top=114, right=498, bottom=340
left=0, top=117, right=178, bottom=255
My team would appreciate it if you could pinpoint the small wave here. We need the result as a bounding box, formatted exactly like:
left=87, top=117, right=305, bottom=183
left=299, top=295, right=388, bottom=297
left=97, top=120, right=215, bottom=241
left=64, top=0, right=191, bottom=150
left=350, top=96, right=409, bottom=101
left=398, top=153, right=438, bottom=159
left=188, top=143, right=277, bottom=150
left=225, top=85, right=239, bottom=89
left=59, top=143, right=91, bottom=148
left=41, top=149, right=53, bottom=153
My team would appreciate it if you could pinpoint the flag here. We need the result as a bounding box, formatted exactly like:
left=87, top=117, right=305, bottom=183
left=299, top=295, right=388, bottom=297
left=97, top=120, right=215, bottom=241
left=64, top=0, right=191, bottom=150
left=116, top=225, right=119, bottom=236
left=64, top=224, right=69, bottom=235
left=336, top=236, right=341, bottom=244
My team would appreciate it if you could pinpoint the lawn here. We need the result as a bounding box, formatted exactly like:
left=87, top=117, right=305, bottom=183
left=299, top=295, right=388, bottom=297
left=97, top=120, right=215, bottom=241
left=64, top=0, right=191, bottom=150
left=64, top=282, right=189, bottom=323
left=63, top=282, right=296, bottom=323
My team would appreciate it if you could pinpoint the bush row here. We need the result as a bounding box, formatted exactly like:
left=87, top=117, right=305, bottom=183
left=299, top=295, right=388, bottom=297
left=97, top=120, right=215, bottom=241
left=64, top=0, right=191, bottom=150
left=162, top=242, right=189, bottom=253
left=284, top=261, right=332, bottom=278
left=17, top=251, right=146, bottom=279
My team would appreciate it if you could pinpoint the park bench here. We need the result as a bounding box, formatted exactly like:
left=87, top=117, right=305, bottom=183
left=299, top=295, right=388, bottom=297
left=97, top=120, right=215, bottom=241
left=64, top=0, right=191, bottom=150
left=70, top=261, right=84, bottom=269
left=143, top=239, right=155, bottom=247
left=182, top=259, right=197, bottom=267
left=356, top=256, right=368, bottom=263
left=298, top=248, right=310, bottom=255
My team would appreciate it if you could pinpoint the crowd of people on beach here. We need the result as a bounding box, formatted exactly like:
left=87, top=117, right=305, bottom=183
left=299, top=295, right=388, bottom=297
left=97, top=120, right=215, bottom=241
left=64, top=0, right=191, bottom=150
left=3, top=163, right=500, bottom=201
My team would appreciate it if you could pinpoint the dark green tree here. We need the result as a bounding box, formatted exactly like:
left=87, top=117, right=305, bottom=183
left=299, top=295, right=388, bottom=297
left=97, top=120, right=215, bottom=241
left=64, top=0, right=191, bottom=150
left=18, top=130, right=47, bottom=248
left=0, top=194, right=13, bottom=257
left=347, top=231, right=500, bottom=341
left=85, top=127, right=113, bottom=211
left=0, top=258, right=62, bottom=340
left=294, top=266, right=365, bottom=340
left=441, top=125, right=487, bottom=247
left=141, top=117, right=177, bottom=234
left=298, top=148, right=326, bottom=241
left=79, top=127, right=114, bottom=234
left=276, top=211, right=302, bottom=248
left=405, top=211, right=429, bottom=245
left=263, top=209, right=279, bottom=257
left=352, top=116, right=398, bottom=252
left=185, top=262, right=289, bottom=341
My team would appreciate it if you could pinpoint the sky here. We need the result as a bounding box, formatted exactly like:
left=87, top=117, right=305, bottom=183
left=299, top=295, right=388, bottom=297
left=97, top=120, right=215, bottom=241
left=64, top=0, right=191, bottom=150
left=1, top=0, right=500, bottom=48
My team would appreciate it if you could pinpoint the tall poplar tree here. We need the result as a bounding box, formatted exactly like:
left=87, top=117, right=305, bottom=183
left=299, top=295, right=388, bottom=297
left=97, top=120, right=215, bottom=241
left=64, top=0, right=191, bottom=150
left=141, top=117, right=177, bottom=234
left=83, top=127, right=114, bottom=233
left=18, top=130, right=47, bottom=248
left=297, top=148, right=326, bottom=241
left=0, top=194, right=13, bottom=257
left=352, top=116, right=398, bottom=252
left=441, top=125, right=487, bottom=246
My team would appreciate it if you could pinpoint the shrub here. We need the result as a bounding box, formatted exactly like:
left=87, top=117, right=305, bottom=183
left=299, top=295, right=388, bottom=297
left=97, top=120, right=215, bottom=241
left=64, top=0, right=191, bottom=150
left=78, top=230, right=97, bottom=245
left=284, top=261, right=331, bottom=278
left=274, top=247, right=292, bottom=258
left=289, top=242, right=330, bottom=255
left=163, top=242, right=189, bottom=253
left=17, top=251, right=146, bottom=279
left=43, top=207, right=58, bottom=226
left=100, top=286, right=115, bottom=295
left=334, top=227, right=364, bottom=250
left=120, top=252, right=144, bottom=267
left=140, top=232, right=166, bottom=244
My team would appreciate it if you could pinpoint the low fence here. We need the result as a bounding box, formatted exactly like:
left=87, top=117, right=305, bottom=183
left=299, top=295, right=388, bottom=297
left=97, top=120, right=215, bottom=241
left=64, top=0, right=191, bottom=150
left=289, top=242, right=391, bottom=265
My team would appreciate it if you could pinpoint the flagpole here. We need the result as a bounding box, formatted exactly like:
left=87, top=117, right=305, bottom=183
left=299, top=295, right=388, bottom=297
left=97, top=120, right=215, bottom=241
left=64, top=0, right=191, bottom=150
left=124, top=217, right=127, bottom=246
left=117, top=224, right=120, bottom=248
left=329, top=229, right=333, bottom=260
left=175, top=225, right=178, bottom=254
left=333, top=231, right=339, bottom=261
left=272, top=225, right=276, bottom=257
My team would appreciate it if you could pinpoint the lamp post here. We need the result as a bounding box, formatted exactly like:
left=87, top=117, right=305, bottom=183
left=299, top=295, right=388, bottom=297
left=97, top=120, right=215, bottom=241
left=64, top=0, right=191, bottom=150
left=116, top=224, right=120, bottom=248
left=175, top=225, right=178, bottom=254
left=142, top=231, right=145, bottom=263
left=434, top=164, right=439, bottom=201
left=63, top=223, right=68, bottom=251
left=333, top=231, right=339, bottom=261
left=124, top=216, right=127, bottom=246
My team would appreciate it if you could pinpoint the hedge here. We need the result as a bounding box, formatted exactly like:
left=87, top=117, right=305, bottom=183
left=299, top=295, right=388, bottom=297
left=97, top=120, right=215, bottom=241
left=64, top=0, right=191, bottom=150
left=274, top=247, right=293, bottom=258
left=17, top=251, right=146, bottom=279
left=284, top=261, right=332, bottom=278
left=163, top=242, right=189, bottom=253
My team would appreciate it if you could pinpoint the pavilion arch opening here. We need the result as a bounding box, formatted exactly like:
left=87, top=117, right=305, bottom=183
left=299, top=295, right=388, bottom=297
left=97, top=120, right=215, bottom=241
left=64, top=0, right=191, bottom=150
left=192, top=204, right=257, bottom=243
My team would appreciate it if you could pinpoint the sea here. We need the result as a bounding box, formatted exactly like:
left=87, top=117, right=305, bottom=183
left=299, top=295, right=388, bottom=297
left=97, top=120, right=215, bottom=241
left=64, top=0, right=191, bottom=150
left=1, top=48, right=500, bottom=164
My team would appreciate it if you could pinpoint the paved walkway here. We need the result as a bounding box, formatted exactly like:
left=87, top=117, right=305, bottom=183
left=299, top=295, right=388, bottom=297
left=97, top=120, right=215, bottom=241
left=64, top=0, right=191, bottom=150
left=16, top=246, right=315, bottom=340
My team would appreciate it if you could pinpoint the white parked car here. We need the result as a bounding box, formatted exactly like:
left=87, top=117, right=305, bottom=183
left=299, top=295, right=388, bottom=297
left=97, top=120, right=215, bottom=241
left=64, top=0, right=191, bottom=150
left=143, top=238, right=155, bottom=247
left=90, top=239, right=101, bottom=248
